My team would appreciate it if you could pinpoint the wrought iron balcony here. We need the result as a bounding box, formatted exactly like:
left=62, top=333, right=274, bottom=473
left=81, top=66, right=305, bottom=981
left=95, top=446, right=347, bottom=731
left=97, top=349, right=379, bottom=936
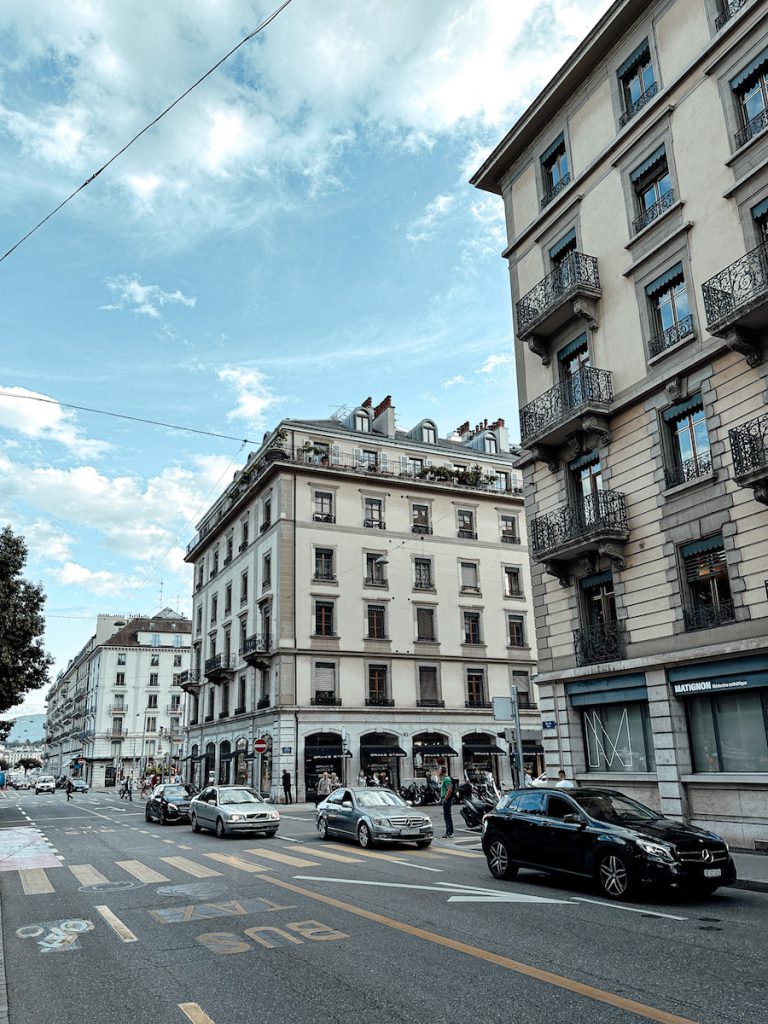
left=313, top=572, right=337, bottom=582
left=256, top=696, right=271, bottom=710
left=413, top=579, right=434, bottom=590
left=457, top=529, right=478, bottom=540
left=179, top=670, right=202, bottom=693
left=633, top=188, right=675, bottom=234
left=416, top=698, right=445, bottom=708
left=411, top=523, right=433, bottom=535
left=515, top=251, right=601, bottom=344
left=204, top=713, right=214, bottom=722
left=465, top=700, right=492, bottom=709
left=530, top=490, right=629, bottom=564
left=664, top=450, right=713, bottom=489
left=648, top=313, right=695, bottom=359
left=365, top=695, right=395, bottom=707
left=735, top=107, right=768, bottom=149
left=619, top=81, right=658, bottom=127
left=716, top=0, right=749, bottom=29
left=574, top=622, right=623, bottom=666
left=519, top=366, right=613, bottom=447
left=218, top=710, right=230, bottom=719
left=312, top=513, right=336, bottom=524
left=541, top=172, right=571, bottom=210
left=683, top=601, right=736, bottom=632
left=204, top=654, right=237, bottom=682
left=241, top=633, right=272, bottom=665
left=310, top=691, right=342, bottom=706
left=729, top=412, right=768, bottom=504
left=363, top=518, right=386, bottom=529
left=500, top=532, right=520, bottom=544
left=702, top=240, right=768, bottom=342
left=234, top=706, right=246, bottom=715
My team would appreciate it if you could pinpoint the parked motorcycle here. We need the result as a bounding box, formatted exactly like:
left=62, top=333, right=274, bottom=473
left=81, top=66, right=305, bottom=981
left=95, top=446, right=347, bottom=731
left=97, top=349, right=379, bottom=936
left=458, top=772, right=501, bottom=829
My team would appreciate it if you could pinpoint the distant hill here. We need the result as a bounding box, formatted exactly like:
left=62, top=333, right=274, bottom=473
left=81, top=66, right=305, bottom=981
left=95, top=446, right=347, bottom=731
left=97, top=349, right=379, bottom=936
left=5, top=714, right=45, bottom=745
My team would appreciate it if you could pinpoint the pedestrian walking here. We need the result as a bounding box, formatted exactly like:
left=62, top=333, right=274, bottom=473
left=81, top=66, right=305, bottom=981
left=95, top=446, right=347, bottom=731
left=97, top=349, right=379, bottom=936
left=555, top=769, right=574, bottom=789
left=282, top=769, right=293, bottom=804
left=125, top=775, right=133, bottom=801
left=315, top=771, right=332, bottom=807
left=65, top=778, right=74, bottom=802
left=329, top=772, right=340, bottom=791
left=439, top=766, right=454, bottom=838
left=357, top=769, right=366, bottom=787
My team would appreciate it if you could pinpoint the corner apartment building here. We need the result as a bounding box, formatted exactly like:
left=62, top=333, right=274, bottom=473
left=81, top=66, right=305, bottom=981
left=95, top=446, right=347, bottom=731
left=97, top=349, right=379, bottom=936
left=183, top=397, right=539, bottom=801
left=472, top=0, right=768, bottom=847
left=44, top=609, right=191, bottom=786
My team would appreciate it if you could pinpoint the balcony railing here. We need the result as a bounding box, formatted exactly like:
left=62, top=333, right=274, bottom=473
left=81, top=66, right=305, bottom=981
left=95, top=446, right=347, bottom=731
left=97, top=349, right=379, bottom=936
left=256, top=696, right=271, bottom=709
left=457, top=529, right=478, bottom=540
left=516, top=251, right=601, bottom=339
left=633, top=188, right=675, bottom=234
left=241, top=634, right=271, bottom=659
left=619, top=81, right=658, bottom=127
left=363, top=519, right=386, bottom=529
left=310, top=691, right=342, bottom=706
left=541, top=172, right=571, bottom=210
left=648, top=313, right=694, bottom=358
left=702, top=239, right=768, bottom=333
left=416, top=698, right=445, bottom=708
left=412, top=523, right=433, bottom=535
left=365, top=695, right=394, bottom=707
left=313, top=572, right=337, bottom=582
left=730, top=412, right=768, bottom=479
left=519, top=366, right=613, bottom=446
left=735, top=107, right=768, bottom=149
left=573, top=622, right=622, bottom=666
left=531, top=490, right=629, bottom=559
left=716, top=0, right=750, bottom=29
left=413, top=579, right=434, bottom=590
left=664, top=450, right=713, bottom=489
left=312, top=513, right=336, bottom=524
left=683, top=601, right=736, bottom=632
left=108, top=704, right=128, bottom=714
left=465, top=699, right=492, bottom=709
left=180, top=670, right=202, bottom=692
left=204, top=654, right=237, bottom=680
left=501, top=532, right=520, bottom=544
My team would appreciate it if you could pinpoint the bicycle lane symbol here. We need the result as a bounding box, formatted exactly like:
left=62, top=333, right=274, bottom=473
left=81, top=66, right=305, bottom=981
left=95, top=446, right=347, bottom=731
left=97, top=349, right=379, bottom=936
left=16, top=919, right=95, bottom=954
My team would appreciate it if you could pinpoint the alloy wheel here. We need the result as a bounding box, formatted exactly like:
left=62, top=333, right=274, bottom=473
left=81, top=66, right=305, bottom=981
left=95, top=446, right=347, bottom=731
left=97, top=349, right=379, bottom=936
left=317, top=817, right=329, bottom=840
left=358, top=823, right=372, bottom=848
left=488, top=840, right=508, bottom=877
left=599, top=854, right=630, bottom=898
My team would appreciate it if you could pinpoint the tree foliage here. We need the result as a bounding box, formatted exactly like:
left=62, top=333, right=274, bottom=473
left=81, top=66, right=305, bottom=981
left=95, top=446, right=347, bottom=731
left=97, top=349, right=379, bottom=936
left=15, top=756, right=42, bottom=770
left=0, top=526, right=53, bottom=713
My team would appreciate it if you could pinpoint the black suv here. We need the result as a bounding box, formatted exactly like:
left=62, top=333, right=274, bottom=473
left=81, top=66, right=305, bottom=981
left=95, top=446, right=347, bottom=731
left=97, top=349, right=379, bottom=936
left=481, top=787, right=737, bottom=900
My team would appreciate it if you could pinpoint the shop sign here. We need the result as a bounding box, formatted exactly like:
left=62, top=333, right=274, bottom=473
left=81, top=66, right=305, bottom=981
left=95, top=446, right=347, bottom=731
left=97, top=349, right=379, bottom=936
left=672, top=677, right=751, bottom=697
left=542, top=720, right=557, bottom=730
left=281, top=746, right=292, bottom=754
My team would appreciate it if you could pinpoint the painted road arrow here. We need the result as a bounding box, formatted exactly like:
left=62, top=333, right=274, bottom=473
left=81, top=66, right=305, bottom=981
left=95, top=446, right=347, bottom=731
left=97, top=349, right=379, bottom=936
left=292, top=875, right=571, bottom=905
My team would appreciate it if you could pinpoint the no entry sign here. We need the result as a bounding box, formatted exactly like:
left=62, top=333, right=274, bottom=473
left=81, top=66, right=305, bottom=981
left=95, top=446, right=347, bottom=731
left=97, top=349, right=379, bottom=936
left=253, top=738, right=268, bottom=754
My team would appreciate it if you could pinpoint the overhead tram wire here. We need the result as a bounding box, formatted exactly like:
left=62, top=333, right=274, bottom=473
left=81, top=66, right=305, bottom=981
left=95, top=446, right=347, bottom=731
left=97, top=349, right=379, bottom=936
left=0, top=0, right=295, bottom=267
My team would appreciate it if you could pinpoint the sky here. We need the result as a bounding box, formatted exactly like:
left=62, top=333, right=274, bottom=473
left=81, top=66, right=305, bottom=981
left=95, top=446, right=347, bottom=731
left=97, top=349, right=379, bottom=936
left=0, top=0, right=612, bottom=716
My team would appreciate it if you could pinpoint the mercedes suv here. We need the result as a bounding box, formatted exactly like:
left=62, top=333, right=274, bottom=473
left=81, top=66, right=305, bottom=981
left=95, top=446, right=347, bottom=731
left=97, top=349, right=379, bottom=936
left=481, top=787, right=736, bottom=900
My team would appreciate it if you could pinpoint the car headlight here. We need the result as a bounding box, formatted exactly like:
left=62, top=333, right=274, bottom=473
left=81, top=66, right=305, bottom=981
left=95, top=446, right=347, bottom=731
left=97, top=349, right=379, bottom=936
left=372, top=816, right=388, bottom=826
left=167, top=802, right=178, bottom=812
left=268, top=812, right=279, bottom=821
left=229, top=814, right=242, bottom=822
left=636, top=839, right=675, bottom=862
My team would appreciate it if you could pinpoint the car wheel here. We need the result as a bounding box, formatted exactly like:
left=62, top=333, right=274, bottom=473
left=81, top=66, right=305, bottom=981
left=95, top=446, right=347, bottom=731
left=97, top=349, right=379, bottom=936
left=161, top=813, right=169, bottom=826
left=144, top=806, right=152, bottom=822
left=358, top=823, right=375, bottom=849
left=597, top=851, right=634, bottom=900
left=413, top=793, right=424, bottom=806
left=265, top=831, right=278, bottom=838
left=215, top=817, right=227, bottom=839
left=416, top=840, right=432, bottom=849
left=317, top=816, right=329, bottom=840
left=486, top=835, right=519, bottom=880
left=190, top=813, right=201, bottom=833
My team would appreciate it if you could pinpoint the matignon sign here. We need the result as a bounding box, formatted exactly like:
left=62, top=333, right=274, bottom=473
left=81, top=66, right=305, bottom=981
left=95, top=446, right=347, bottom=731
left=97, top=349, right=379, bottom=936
left=672, top=677, right=750, bottom=697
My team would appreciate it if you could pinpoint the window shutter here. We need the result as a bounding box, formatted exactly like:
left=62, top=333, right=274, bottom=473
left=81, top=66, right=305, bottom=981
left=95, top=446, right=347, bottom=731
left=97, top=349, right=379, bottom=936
left=379, top=452, right=389, bottom=472
left=331, top=445, right=341, bottom=465
left=684, top=548, right=727, bottom=582
left=315, top=663, right=335, bottom=689
left=353, top=447, right=364, bottom=467
left=419, top=668, right=438, bottom=702
left=400, top=455, right=409, bottom=475
left=461, top=562, right=478, bottom=588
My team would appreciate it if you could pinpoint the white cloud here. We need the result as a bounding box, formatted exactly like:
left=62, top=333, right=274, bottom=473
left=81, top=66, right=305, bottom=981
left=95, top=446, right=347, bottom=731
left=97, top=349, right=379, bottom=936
left=442, top=374, right=467, bottom=389
left=406, top=193, right=456, bottom=243
left=23, top=520, right=76, bottom=563
left=102, top=275, right=196, bottom=319
left=52, top=561, right=135, bottom=596
left=0, top=385, right=110, bottom=458
left=218, top=367, right=285, bottom=432
left=477, top=353, right=515, bottom=375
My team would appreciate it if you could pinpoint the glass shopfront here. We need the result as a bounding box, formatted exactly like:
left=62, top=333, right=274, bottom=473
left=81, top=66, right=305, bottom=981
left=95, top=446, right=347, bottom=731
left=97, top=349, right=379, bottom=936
left=219, top=740, right=232, bottom=784
left=259, top=735, right=273, bottom=794
left=582, top=702, right=656, bottom=773
left=304, top=731, right=345, bottom=802
left=234, top=738, right=248, bottom=785
left=360, top=732, right=407, bottom=789
left=462, top=732, right=505, bottom=783
left=412, top=733, right=458, bottom=781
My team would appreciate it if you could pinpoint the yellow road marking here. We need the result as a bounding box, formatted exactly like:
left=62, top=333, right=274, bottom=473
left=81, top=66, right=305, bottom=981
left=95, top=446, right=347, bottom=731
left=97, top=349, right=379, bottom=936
left=262, top=876, right=702, bottom=1024
left=203, top=853, right=271, bottom=873
left=94, top=904, right=138, bottom=943
left=69, top=864, right=109, bottom=886
left=160, top=856, right=222, bottom=878
left=179, top=1004, right=216, bottom=1024
left=421, top=846, right=481, bottom=859
left=289, top=845, right=364, bottom=864
left=116, top=860, right=170, bottom=883
left=242, top=848, right=319, bottom=868
left=19, top=869, right=54, bottom=895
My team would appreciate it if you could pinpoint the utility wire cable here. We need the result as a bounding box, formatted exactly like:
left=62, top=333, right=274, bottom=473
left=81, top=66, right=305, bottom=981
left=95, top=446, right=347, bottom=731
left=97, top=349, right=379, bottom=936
left=0, top=0, right=295, bottom=266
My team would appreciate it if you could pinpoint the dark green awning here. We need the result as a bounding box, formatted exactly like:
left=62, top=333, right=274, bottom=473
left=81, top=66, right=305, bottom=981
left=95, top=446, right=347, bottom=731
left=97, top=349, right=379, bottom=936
left=680, top=535, right=723, bottom=558
left=540, top=133, right=565, bottom=165
left=557, top=333, right=588, bottom=362
left=568, top=449, right=599, bottom=471
left=645, top=262, right=683, bottom=297
left=752, top=197, right=768, bottom=221
left=617, top=39, right=650, bottom=80
left=579, top=571, right=613, bottom=590
left=630, top=145, right=666, bottom=183
left=731, top=47, right=768, bottom=91
left=662, top=395, right=702, bottom=422
left=549, top=228, right=576, bottom=260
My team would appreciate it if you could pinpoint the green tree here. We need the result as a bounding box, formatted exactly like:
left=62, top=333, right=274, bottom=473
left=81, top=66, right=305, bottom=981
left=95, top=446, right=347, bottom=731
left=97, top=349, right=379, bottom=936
left=0, top=526, right=53, bottom=713
left=16, top=756, right=42, bottom=771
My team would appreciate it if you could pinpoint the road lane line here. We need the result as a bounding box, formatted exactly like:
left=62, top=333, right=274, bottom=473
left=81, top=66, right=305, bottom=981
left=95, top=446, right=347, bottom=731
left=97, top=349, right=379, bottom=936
left=323, top=843, right=426, bottom=864
left=571, top=897, right=687, bottom=921
left=242, top=848, right=319, bottom=868
left=263, top=876, right=702, bottom=1024
left=19, top=869, right=54, bottom=895
left=116, top=860, right=170, bottom=883
left=424, top=846, right=481, bottom=859
left=179, top=1004, right=216, bottom=1024
left=69, top=864, right=110, bottom=886
left=289, top=845, right=364, bottom=864
left=160, top=856, right=222, bottom=878
left=95, top=905, right=138, bottom=943
left=203, top=853, right=271, bottom=873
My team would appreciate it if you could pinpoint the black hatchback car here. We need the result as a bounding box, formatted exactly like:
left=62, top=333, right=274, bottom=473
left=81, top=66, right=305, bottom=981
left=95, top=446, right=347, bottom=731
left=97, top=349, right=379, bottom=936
left=145, top=783, right=196, bottom=825
left=481, top=787, right=737, bottom=900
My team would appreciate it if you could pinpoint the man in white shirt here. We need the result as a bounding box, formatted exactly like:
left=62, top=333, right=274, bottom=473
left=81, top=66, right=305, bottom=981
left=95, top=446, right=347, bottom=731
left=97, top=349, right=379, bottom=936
left=555, top=769, right=574, bottom=789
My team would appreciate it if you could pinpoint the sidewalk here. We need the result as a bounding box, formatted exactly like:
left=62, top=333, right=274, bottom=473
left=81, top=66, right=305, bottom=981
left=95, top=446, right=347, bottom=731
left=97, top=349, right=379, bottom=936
left=731, top=851, right=768, bottom=893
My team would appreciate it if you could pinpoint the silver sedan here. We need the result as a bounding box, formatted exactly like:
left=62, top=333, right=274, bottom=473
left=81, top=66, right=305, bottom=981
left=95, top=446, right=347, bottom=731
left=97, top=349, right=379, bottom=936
left=316, top=787, right=433, bottom=848
left=189, top=785, right=280, bottom=838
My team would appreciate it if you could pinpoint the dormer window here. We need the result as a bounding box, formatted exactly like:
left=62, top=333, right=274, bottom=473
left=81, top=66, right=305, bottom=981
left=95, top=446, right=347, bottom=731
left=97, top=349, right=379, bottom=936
left=483, top=434, right=497, bottom=454
left=422, top=423, right=436, bottom=444
left=355, top=412, right=370, bottom=432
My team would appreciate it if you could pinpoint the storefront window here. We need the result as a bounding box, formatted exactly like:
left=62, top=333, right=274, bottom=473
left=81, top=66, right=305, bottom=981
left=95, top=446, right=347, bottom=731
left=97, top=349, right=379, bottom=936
left=583, top=702, right=656, bottom=773
left=688, top=691, right=768, bottom=772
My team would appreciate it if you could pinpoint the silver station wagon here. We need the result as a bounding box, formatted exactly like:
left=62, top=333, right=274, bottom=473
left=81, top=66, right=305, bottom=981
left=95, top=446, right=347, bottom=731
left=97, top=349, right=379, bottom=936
left=316, top=787, right=433, bottom=848
left=189, top=785, right=280, bottom=838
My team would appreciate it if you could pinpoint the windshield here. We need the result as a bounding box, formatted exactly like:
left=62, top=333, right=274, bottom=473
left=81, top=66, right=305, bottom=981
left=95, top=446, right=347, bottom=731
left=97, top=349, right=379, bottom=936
left=162, top=786, right=192, bottom=800
left=218, top=788, right=265, bottom=806
left=574, top=792, right=661, bottom=824
left=355, top=790, right=407, bottom=808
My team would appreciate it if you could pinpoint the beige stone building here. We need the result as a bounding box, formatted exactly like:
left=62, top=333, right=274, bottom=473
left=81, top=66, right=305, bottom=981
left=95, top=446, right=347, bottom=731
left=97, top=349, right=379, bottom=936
left=182, top=398, right=539, bottom=801
left=473, top=0, right=768, bottom=847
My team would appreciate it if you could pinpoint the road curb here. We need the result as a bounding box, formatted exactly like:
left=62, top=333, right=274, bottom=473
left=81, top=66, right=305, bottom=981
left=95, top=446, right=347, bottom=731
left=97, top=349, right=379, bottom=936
left=733, top=878, right=768, bottom=894
left=0, top=893, right=9, bottom=1024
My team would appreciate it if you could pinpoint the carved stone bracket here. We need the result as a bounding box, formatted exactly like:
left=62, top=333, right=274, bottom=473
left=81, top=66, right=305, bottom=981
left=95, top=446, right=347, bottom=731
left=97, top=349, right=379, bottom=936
left=665, top=377, right=684, bottom=403
left=752, top=481, right=768, bottom=506
left=575, top=556, right=595, bottom=577
left=543, top=560, right=571, bottom=587
left=530, top=445, right=559, bottom=474
left=724, top=328, right=762, bottom=368
left=527, top=334, right=551, bottom=366
left=581, top=414, right=612, bottom=447
left=565, top=434, right=583, bottom=458
left=572, top=296, right=599, bottom=333
left=597, top=541, right=625, bottom=571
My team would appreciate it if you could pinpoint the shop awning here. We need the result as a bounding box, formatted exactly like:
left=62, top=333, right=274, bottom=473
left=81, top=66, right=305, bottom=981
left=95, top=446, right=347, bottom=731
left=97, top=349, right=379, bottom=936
left=463, top=743, right=506, bottom=755
left=362, top=745, right=407, bottom=757
left=414, top=743, right=458, bottom=756
left=522, top=741, right=545, bottom=754
left=190, top=754, right=206, bottom=762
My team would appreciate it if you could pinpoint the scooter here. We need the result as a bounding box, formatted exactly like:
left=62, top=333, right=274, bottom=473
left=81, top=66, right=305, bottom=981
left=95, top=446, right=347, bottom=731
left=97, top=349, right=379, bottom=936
left=413, top=777, right=442, bottom=806
left=458, top=776, right=500, bottom=830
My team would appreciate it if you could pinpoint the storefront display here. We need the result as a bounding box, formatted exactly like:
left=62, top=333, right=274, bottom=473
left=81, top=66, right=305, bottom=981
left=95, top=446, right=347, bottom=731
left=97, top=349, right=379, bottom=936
left=360, top=732, right=407, bottom=789
left=462, top=732, right=505, bottom=783
left=304, top=731, right=347, bottom=801
left=412, top=733, right=457, bottom=780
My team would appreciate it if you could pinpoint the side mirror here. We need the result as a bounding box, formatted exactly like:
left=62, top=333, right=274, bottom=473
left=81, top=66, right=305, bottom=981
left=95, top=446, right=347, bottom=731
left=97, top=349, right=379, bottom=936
left=563, top=813, right=585, bottom=827
left=342, top=800, right=353, bottom=808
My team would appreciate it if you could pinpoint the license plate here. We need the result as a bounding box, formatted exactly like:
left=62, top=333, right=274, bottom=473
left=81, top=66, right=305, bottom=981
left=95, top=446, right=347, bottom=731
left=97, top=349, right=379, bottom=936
left=704, top=868, right=721, bottom=878
left=400, top=828, right=420, bottom=836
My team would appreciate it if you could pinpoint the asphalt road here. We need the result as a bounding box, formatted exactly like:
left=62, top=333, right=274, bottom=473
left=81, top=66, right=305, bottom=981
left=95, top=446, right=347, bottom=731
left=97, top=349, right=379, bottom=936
left=0, top=789, right=764, bottom=1024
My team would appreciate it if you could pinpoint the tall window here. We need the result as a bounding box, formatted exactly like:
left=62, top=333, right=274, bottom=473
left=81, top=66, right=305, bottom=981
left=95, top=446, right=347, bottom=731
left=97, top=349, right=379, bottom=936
left=416, top=607, right=436, bottom=642
left=220, top=681, right=230, bottom=717
left=631, top=146, right=672, bottom=233
left=315, top=548, right=335, bottom=581
left=577, top=572, right=620, bottom=665
left=549, top=229, right=577, bottom=289
left=731, top=49, right=768, bottom=146
left=646, top=264, right=693, bottom=357
left=457, top=510, right=476, bottom=538
left=151, top=633, right=160, bottom=647
left=173, top=653, right=182, bottom=667
left=460, top=562, right=480, bottom=593
left=196, top=608, right=202, bottom=634
left=262, top=498, right=272, bottom=530
left=240, top=515, right=249, bottom=550
left=207, top=689, right=215, bottom=720
left=618, top=40, right=656, bottom=125
left=466, top=670, right=485, bottom=706
left=507, top=614, right=526, bottom=648
left=211, top=550, right=219, bottom=577
left=688, top=690, right=768, bottom=772
left=112, top=717, right=123, bottom=734
left=210, top=595, right=218, bottom=625
left=418, top=667, right=439, bottom=705
left=504, top=566, right=522, bottom=597
left=664, top=397, right=711, bottom=486
left=412, top=503, right=431, bottom=534
left=263, top=553, right=272, bottom=588
left=483, top=434, right=497, bottom=454
left=541, top=134, right=569, bottom=208
left=146, top=716, right=157, bottom=733
left=149, top=673, right=159, bottom=687
left=365, top=553, right=386, bottom=585
left=115, top=672, right=125, bottom=687
left=422, top=423, right=436, bottom=444
left=240, top=572, right=248, bottom=604
left=680, top=535, right=734, bottom=631
left=367, top=664, right=388, bottom=702
left=463, top=611, right=482, bottom=645
left=237, top=674, right=246, bottom=712
left=224, top=583, right=232, bottom=615
left=581, top=573, right=617, bottom=629
left=147, top=693, right=158, bottom=709
left=500, top=514, right=518, bottom=543
left=225, top=534, right=234, bottom=563
left=313, top=662, right=337, bottom=703
left=584, top=703, right=656, bottom=772
left=314, top=491, right=334, bottom=522
left=315, top=601, right=335, bottom=636
left=414, top=557, right=433, bottom=589
left=355, top=412, right=370, bottom=432
left=364, top=497, right=383, bottom=527
left=753, top=196, right=768, bottom=243
left=367, top=604, right=387, bottom=640
left=117, top=653, right=126, bottom=666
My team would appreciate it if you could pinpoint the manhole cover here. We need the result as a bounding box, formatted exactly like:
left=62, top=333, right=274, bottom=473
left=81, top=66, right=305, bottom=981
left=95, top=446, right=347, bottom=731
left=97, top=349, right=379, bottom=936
left=156, top=882, right=226, bottom=899
left=79, top=880, right=143, bottom=893
left=698, top=925, right=722, bottom=932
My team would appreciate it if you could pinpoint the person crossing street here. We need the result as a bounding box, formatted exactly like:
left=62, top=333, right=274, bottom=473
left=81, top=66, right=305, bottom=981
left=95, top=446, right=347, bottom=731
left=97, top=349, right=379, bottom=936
left=439, top=766, right=454, bottom=838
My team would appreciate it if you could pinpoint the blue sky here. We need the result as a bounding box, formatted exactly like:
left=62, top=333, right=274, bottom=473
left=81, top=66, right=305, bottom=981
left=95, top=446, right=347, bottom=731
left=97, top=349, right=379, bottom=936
left=0, top=0, right=611, bottom=714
